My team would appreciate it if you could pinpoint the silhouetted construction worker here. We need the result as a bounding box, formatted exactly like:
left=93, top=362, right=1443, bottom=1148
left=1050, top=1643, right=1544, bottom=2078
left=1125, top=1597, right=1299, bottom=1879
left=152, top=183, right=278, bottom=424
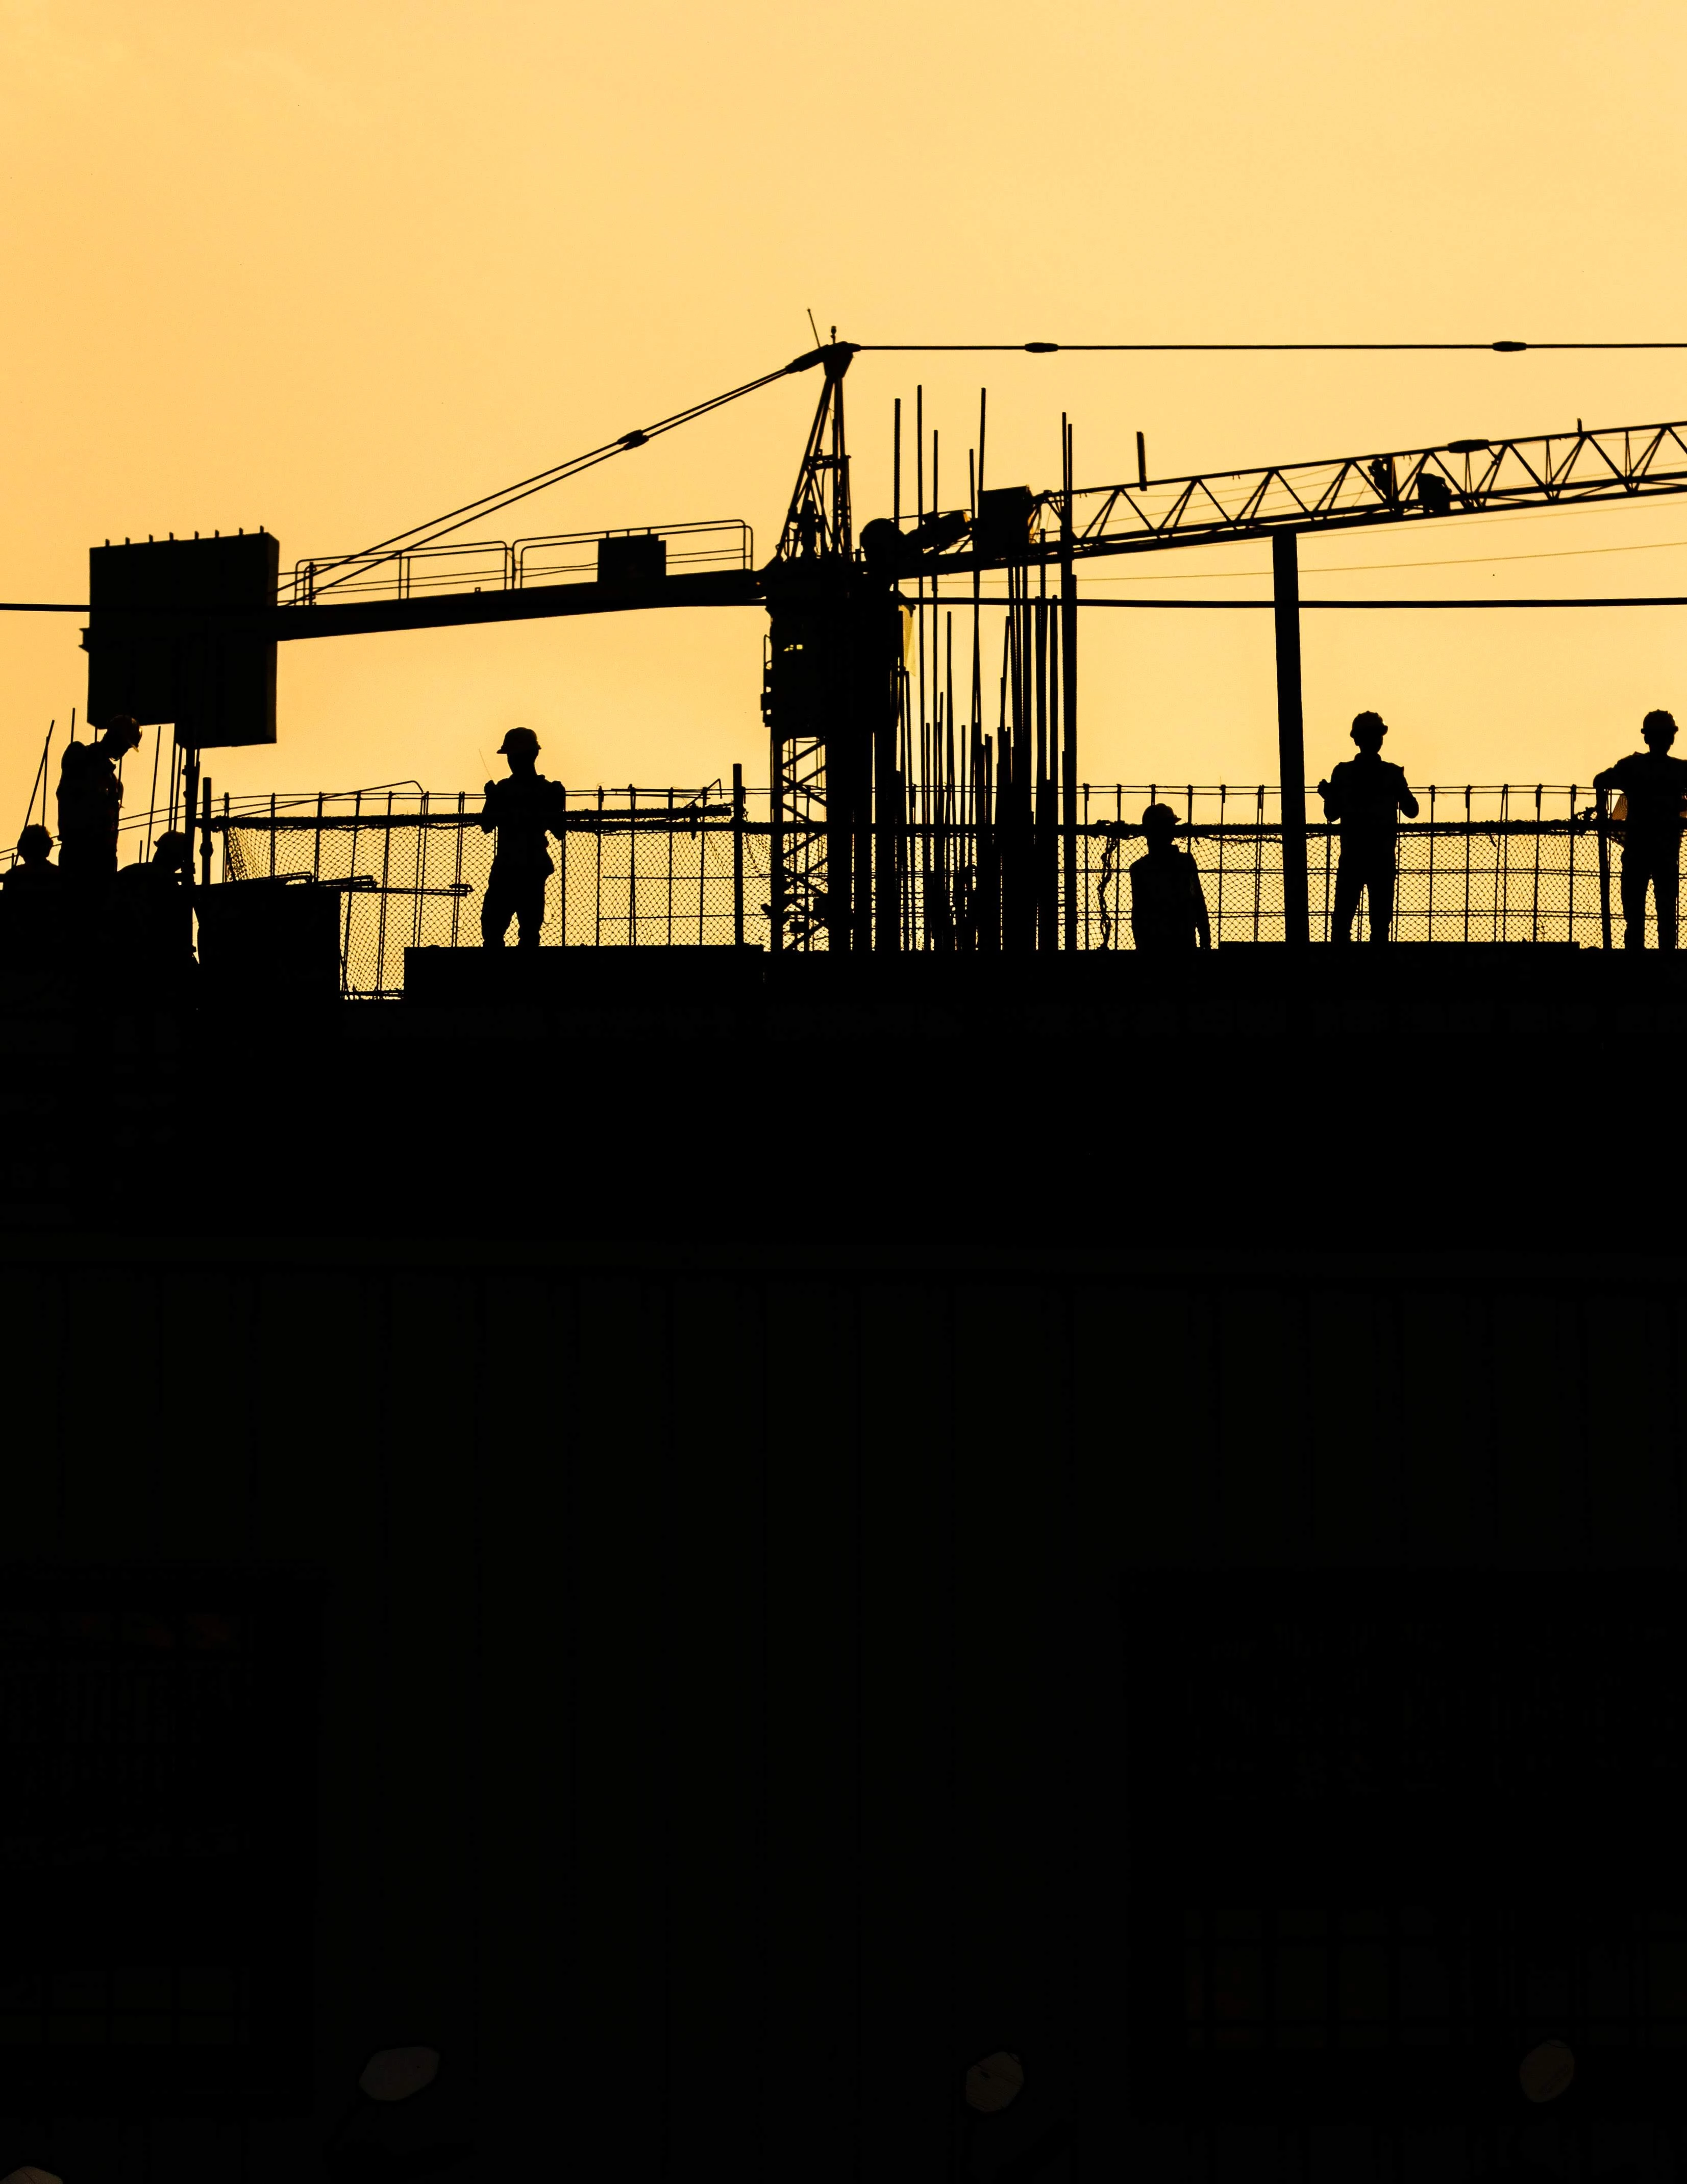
left=1594, top=709, right=1687, bottom=949
left=2, top=824, right=65, bottom=958
left=3, top=825, right=62, bottom=898
left=479, top=726, right=567, bottom=948
left=57, top=716, right=142, bottom=889
left=1129, top=804, right=1211, bottom=953
left=1319, top=711, right=1419, bottom=943
left=114, top=832, right=192, bottom=989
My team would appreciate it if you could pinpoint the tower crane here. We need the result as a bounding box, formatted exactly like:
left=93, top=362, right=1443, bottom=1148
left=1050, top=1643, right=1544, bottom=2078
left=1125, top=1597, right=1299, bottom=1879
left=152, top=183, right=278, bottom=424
left=78, top=340, right=1687, bottom=951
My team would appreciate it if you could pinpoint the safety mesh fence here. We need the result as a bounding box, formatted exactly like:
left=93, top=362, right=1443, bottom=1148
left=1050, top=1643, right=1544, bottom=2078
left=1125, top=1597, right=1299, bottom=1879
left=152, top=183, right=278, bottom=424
left=219, top=788, right=769, bottom=996
left=215, top=785, right=1652, bottom=997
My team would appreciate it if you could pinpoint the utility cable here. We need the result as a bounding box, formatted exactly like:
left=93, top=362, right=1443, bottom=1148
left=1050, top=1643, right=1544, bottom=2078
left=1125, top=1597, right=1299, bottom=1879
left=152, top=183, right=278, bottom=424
left=858, top=341, right=1687, bottom=354
left=1068, top=595, right=1687, bottom=609
left=1067, top=534, right=1687, bottom=583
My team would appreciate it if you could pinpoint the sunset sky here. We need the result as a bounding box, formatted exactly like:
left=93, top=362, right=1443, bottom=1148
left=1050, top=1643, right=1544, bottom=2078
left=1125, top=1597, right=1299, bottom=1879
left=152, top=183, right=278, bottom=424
left=4, top=0, right=1686, bottom=830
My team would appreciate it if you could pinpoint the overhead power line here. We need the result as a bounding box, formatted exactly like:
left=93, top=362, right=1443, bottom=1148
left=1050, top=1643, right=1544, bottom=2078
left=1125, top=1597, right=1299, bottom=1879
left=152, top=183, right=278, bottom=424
left=859, top=341, right=1687, bottom=354
left=1074, top=595, right=1687, bottom=609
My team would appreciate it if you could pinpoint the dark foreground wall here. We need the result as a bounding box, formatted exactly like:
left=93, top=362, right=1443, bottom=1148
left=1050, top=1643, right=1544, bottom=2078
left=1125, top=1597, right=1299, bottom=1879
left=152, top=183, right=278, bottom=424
left=0, top=946, right=1683, bottom=2184
left=2, top=1233, right=1685, bottom=2184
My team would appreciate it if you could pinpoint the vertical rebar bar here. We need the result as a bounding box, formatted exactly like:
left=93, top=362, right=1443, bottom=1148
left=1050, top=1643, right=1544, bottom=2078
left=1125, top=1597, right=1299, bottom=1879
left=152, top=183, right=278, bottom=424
left=1060, top=418, right=1079, bottom=950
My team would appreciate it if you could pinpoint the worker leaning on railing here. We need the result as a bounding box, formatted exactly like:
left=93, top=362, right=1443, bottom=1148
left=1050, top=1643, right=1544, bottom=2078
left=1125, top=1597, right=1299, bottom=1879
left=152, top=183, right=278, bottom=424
left=1593, top=710, right=1687, bottom=953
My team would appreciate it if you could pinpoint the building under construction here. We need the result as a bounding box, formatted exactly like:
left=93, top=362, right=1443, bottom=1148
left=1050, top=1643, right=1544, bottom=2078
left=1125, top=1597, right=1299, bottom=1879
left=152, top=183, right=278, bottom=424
left=3, top=344, right=1687, bottom=2184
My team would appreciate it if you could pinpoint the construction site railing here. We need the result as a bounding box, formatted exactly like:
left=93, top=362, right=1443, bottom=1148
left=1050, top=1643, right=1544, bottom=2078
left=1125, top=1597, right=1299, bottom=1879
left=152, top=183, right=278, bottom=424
left=209, top=783, right=1645, bottom=997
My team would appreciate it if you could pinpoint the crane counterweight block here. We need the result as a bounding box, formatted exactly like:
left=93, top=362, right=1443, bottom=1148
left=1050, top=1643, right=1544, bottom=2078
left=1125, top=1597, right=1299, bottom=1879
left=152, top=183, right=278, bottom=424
left=84, top=531, right=280, bottom=747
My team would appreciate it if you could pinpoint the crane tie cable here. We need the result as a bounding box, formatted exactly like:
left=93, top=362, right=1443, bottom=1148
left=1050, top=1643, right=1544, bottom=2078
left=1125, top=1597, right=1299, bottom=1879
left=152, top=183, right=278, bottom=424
left=305, top=347, right=846, bottom=598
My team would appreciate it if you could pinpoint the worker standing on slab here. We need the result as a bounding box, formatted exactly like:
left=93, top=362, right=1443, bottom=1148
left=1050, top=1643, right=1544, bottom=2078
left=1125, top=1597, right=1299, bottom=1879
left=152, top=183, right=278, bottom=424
left=56, top=715, right=142, bottom=889
left=1128, top=803, right=1211, bottom=953
left=1594, top=710, right=1687, bottom=950
left=479, top=727, right=568, bottom=949
left=1318, top=712, right=1419, bottom=944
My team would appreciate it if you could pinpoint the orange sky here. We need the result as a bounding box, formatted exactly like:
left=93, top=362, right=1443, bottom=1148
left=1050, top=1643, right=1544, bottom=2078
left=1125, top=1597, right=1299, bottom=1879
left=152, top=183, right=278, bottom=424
left=4, top=0, right=1686, bottom=827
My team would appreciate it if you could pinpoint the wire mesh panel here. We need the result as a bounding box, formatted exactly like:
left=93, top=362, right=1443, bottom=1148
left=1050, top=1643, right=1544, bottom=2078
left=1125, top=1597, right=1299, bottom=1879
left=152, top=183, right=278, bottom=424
left=221, top=788, right=774, bottom=994
left=217, top=783, right=1663, bottom=994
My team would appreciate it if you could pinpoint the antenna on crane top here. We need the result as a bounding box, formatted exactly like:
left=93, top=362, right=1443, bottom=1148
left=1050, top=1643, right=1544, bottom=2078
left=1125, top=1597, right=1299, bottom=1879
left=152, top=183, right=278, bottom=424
left=807, top=309, right=822, bottom=348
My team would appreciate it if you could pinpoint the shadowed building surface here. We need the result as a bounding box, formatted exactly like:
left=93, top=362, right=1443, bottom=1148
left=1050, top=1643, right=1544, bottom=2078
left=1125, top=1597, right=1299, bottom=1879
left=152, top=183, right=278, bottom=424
left=0, top=945, right=1683, bottom=2184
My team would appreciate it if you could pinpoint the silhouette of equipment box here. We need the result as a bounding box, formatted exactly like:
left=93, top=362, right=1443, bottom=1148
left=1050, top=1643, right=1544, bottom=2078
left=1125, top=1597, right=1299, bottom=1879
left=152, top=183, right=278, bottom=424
left=197, top=880, right=340, bottom=998
left=596, top=533, right=666, bottom=584
left=85, top=532, right=279, bottom=747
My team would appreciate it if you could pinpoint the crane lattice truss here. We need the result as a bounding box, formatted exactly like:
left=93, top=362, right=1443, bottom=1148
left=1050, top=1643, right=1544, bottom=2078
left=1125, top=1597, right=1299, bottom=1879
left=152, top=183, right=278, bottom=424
left=86, top=354, right=1687, bottom=955
left=251, top=416, right=1687, bottom=635
left=901, top=417, right=1687, bottom=576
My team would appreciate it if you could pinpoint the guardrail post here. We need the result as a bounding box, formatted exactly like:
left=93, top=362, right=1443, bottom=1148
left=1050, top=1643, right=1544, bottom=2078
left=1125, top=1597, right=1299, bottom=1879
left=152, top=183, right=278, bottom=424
left=732, top=763, right=745, bottom=946
left=1272, top=531, right=1310, bottom=945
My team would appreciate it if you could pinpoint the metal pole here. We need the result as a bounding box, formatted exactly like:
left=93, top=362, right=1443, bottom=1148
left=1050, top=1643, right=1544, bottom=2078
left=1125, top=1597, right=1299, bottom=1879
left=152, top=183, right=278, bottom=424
left=732, top=762, right=745, bottom=947
left=180, top=738, right=199, bottom=893
left=1272, top=532, right=1309, bottom=945
left=1597, top=786, right=1612, bottom=949
left=875, top=607, right=899, bottom=955
left=1060, top=419, right=1079, bottom=950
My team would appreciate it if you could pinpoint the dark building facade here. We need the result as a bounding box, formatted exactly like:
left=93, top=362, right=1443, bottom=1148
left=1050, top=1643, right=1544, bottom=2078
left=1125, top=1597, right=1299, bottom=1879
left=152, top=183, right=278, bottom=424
left=0, top=946, right=1682, bottom=2184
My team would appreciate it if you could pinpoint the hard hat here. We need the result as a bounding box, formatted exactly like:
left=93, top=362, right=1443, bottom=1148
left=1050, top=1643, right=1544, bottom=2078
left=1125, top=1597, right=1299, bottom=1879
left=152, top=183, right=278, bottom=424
left=1141, top=802, right=1179, bottom=832
left=154, top=831, right=190, bottom=862
left=498, top=726, right=540, bottom=756
left=105, top=714, right=143, bottom=750
left=1351, top=710, right=1387, bottom=737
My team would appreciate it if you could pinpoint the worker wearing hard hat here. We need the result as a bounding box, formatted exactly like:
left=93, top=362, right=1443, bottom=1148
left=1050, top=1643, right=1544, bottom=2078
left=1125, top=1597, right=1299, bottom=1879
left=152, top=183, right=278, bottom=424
left=479, top=727, right=568, bottom=948
left=1594, top=710, right=1687, bottom=950
left=57, top=715, right=143, bottom=889
left=1128, top=802, right=1211, bottom=953
left=1318, top=711, right=1419, bottom=944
